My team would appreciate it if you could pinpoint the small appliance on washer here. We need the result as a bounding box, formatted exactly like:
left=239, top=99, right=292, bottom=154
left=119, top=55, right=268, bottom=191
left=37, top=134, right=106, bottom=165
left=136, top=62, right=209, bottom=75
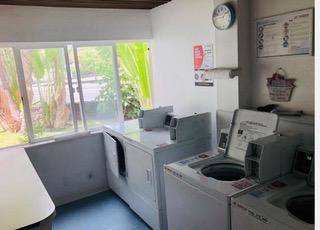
left=231, top=146, right=314, bottom=230
left=164, top=109, right=302, bottom=230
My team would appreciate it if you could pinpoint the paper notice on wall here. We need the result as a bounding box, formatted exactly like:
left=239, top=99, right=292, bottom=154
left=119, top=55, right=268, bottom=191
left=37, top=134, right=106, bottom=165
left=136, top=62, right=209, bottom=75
left=193, top=44, right=214, bottom=87
left=194, top=70, right=214, bottom=87
left=256, top=8, right=313, bottom=57
left=193, top=44, right=214, bottom=70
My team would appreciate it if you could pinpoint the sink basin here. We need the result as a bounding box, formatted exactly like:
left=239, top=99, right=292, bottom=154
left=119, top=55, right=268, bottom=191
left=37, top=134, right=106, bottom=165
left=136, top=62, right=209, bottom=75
left=286, top=195, right=314, bottom=224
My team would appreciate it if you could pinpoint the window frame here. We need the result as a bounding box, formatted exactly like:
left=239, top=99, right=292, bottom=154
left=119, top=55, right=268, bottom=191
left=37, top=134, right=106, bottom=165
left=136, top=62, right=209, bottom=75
left=14, top=45, right=79, bottom=143
left=0, top=40, right=151, bottom=149
left=72, top=42, right=124, bottom=130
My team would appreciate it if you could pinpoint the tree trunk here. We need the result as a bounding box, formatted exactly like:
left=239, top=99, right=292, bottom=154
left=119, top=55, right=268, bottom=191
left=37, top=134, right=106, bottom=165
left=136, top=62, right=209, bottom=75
left=21, top=50, right=33, bottom=105
left=19, top=50, right=33, bottom=133
left=0, top=54, right=22, bottom=132
left=53, top=50, right=69, bottom=128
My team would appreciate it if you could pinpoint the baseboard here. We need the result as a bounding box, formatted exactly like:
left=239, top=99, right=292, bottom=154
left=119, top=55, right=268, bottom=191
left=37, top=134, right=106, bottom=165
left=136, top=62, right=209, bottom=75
left=54, top=187, right=111, bottom=207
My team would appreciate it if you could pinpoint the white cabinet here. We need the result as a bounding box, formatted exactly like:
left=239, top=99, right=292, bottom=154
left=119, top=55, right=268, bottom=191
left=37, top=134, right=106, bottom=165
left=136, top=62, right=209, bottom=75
left=126, top=143, right=156, bottom=205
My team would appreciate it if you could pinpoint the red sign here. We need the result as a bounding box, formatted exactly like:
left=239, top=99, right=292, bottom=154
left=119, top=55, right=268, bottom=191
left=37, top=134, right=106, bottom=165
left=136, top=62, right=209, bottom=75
left=193, top=45, right=204, bottom=70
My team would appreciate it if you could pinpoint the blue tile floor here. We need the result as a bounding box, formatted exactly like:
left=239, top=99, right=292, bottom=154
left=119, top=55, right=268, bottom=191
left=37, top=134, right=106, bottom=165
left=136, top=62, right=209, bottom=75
left=53, top=191, right=152, bottom=230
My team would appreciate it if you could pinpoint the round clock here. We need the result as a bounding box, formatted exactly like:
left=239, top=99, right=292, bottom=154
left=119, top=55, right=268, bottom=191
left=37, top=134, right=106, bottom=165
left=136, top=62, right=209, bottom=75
left=212, top=3, right=236, bottom=30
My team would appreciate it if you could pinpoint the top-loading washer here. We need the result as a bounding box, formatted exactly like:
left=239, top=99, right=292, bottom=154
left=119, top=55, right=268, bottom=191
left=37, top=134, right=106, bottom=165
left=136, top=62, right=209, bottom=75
left=164, top=109, right=302, bottom=230
left=231, top=146, right=314, bottom=230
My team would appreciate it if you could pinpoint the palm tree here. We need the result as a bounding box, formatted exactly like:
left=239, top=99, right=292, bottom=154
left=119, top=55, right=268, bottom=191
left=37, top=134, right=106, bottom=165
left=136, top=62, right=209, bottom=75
left=0, top=49, right=22, bottom=132
left=31, top=48, right=70, bottom=129
left=117, top=43, right=153, bottom=108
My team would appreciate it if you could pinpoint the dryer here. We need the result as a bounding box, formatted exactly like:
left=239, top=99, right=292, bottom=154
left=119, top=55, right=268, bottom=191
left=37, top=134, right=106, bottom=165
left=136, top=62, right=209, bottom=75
left=103, top=106, right=174, bottom=204
left=103, top=119, right=141, bottom=203
left=104, top=108, right=213, bottom=229
left=164, top=109, right=302, bottom=230
left=124, top=124, right=212, bottom=229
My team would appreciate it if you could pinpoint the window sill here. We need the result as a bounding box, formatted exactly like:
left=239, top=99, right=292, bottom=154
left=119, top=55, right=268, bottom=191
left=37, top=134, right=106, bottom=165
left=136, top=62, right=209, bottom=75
left=0, top=130, right=103, bottom=153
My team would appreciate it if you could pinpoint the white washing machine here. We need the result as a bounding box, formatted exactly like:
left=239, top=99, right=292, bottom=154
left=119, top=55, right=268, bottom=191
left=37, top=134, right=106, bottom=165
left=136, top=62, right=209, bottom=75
left=164, top=109, right=302, bottom=230
left=231, top=146, right=314, bottom=230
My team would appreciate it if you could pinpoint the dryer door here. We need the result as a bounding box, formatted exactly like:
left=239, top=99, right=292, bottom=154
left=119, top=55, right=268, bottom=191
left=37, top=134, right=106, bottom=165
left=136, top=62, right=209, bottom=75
left=104, top=132, right=119, bottom=178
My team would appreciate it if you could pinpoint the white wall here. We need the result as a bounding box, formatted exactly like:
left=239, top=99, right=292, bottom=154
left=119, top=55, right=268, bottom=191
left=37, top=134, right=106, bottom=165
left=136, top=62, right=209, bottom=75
left=150, top=0, right=315, bottom=146
left=214, top=0, right=251, bottom=111
left=249, top=0, right=315, bottom=115
left=0, top=5, right=152, bottom=42
left=26, top=133, right=108, bottom=206
left=151, top=0, right=218, bottom=145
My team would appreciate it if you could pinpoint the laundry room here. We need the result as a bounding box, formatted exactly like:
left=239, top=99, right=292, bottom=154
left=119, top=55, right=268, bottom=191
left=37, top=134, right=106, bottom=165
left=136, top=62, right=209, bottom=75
left=0, top=0, right=318, bottom=230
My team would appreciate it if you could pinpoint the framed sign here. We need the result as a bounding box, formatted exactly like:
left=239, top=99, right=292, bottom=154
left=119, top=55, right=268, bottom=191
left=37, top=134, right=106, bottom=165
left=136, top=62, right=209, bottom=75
left=256, top=8, right=314, bottom=58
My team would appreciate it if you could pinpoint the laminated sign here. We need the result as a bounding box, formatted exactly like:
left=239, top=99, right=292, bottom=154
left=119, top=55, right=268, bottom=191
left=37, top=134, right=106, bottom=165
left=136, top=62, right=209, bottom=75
left=193, top=44, right=214, bottom=87
left=256, top=8, right=313, bottom=57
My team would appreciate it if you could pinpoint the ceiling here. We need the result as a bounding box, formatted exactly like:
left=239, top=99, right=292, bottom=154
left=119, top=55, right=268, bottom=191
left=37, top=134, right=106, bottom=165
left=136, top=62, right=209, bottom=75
left=0, top=0, right=172, bottom=9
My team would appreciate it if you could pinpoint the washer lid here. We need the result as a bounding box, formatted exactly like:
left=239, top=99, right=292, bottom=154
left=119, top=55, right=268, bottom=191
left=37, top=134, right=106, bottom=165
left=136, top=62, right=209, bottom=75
left=226, top=109, right=279, bottom=162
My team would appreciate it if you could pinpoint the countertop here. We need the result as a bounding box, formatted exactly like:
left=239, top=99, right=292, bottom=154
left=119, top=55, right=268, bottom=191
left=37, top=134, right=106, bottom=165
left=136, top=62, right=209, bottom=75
left=0, top=148, right=55, bottom=229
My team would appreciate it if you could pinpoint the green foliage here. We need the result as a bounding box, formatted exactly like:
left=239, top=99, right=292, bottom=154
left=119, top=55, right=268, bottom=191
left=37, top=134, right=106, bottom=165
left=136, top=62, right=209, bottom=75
left=78, top=46, right=116, bottom=109
left=78, top=43, right=152, bottom=120
left=120, top=72, right=141, bottom=120
left=31, top=50, right=45, bottom=79
left=33, top=121, right=45, bottom=138
left=30, top=48, right=69, bottom=129
left=0, top=130, right=28, bottom=148
left=79, top=47, right=114, bottom=77
left=117, top=42, right=152, bottom=109
left=31, top=49, right=53, bottom=127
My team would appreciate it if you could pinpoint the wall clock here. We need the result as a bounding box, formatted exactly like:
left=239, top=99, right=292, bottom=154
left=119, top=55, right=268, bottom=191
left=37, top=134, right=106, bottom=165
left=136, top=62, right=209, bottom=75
left=212, top=3, right=236, bottom=30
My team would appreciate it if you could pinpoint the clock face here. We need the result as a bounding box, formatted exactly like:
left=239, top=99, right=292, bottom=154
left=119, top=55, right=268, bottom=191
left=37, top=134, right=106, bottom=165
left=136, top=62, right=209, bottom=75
left=212, top=3, right=235, bottom=30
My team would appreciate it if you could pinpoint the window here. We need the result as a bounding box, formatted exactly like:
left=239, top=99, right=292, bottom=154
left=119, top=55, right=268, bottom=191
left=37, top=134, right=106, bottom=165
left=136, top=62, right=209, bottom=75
left=0, top=41, right=152, bottom=149
left=75, top=45, right=120, bottom=129
left=20, top=48, right=75, bottom=139
left=0, top=48, right=27, bottom=148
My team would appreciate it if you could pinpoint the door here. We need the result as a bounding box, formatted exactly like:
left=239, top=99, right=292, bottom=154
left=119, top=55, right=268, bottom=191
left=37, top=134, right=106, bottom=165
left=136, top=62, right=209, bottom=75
left=126, top=143, right=156, bottom=204
left=104, top=132, right=119, bottom=178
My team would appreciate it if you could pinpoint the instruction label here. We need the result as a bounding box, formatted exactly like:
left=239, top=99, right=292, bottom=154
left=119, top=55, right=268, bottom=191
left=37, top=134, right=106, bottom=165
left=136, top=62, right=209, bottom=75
left=233, top=121, right=269, bottom=153
left=256, top=8, right=313, bottom=57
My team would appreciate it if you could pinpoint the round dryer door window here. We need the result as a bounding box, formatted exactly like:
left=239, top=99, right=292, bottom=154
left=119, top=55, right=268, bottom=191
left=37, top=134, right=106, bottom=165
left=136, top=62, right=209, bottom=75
left=201, top=163, right=245, bottom=181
